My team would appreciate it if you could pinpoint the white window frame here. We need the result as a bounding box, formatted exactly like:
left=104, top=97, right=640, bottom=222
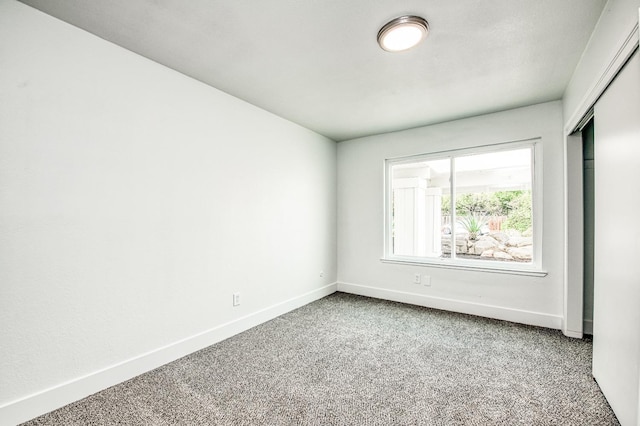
left=382, top=139, right=546, bottom=277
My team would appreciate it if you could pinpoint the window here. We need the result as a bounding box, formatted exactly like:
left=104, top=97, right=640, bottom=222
left=384, top=141, right=542, bottom=273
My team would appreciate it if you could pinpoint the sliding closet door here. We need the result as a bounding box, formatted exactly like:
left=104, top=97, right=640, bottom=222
left=592, top=50, right=640, bottom=426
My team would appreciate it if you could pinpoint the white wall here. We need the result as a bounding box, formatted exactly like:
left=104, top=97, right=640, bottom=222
left=563, top=0, right=640, bottom=131
left=337, top=102, right=564, bottom=328
left=0, top=1, right=336, bottom=423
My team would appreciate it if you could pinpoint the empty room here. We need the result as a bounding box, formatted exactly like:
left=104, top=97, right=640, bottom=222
left=1, top=0, right=640, bottom=424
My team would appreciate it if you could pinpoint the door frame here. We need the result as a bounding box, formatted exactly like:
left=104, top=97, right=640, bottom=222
left=562, top=7, right=639, bottom=338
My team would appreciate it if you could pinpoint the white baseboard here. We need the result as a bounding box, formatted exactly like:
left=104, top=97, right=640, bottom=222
left=0, top=283, right=337, bottom=426
left=337, top=282, right=562, bottom=330
left=560, top=319, right=593, bottom=339
left=562, top=329, right=583, bottom=339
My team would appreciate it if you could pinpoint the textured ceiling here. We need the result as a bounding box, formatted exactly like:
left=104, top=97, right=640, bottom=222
left=19, top=0, right=606, bottom=141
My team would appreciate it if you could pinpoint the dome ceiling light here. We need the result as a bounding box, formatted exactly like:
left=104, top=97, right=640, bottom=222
left=377, top=15, right=429, bottom=52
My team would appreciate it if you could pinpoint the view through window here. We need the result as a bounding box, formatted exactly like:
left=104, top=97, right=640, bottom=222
left=388, top=145, right=535, bottom=265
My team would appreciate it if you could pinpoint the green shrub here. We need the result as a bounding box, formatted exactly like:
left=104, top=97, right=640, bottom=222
left=458, top=214, right=487, bottom=240
left=441, top=190, right=532, bottom=234
left=503, top=192, right=532, bottom=232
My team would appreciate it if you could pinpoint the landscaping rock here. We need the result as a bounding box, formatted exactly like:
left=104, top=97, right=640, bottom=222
left=458, top=240, right=468, bottom=254
left=506, top=236, right=533, bottom=247
left=442, top=237, right=468, bottom=254
left=507, top=245, right=533, bottom=261
left=473, top=238, right=499, bottom=255
left=478, top=235, right=499, bottom=244
left=493, top=251, right=514, bottom=261
left=489, top=232, right=509, bottom=243
left=481, top=249, right=494, bottom=257
left=505, top=229, right=522, bottom=238
left=441, top=229, right=533, bottom=261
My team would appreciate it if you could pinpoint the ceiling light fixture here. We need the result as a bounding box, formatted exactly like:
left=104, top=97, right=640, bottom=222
left=377, top=15, right=429, bottom=52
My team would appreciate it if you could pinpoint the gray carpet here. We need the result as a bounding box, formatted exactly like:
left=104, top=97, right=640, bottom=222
left=22, top=293, right=618, bottom=425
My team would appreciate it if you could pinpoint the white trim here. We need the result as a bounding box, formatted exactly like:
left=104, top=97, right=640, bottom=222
left=384, top=139, right=544, bottom=274
left=532, top=140, right=544, bottom=270
left=383, top=138, right=541, bottom=162
left=0, top=283, right=338, bottom=426
left=380, top=258, right=547, bottom=277
left=563, top=132, right=585, bottom=338
left=561, top=6, right=639, bottom=343
left=564, top=19, right=639, bottom=134
left=563, top=329, right=583, bottom=339
left=337, top=282, right=562, bottom=330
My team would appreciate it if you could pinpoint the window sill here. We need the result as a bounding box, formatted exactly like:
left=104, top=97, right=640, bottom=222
left=380, top=257, right=548, bottom=277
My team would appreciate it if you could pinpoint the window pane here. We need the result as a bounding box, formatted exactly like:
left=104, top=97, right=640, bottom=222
left=453, top=148, right=533, bottom=263
left=391, top=159, right=450, bottom=258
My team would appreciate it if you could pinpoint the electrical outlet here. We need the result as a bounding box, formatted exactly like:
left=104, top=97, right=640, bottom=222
left=423, top=275, right=431, bottom=287
left=233, top=292, right=241, bottom=306
left=413, top=273, right=421, bottom=284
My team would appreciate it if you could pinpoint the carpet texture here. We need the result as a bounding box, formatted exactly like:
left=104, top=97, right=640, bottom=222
left=22, top=293, right=618, bottom=425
